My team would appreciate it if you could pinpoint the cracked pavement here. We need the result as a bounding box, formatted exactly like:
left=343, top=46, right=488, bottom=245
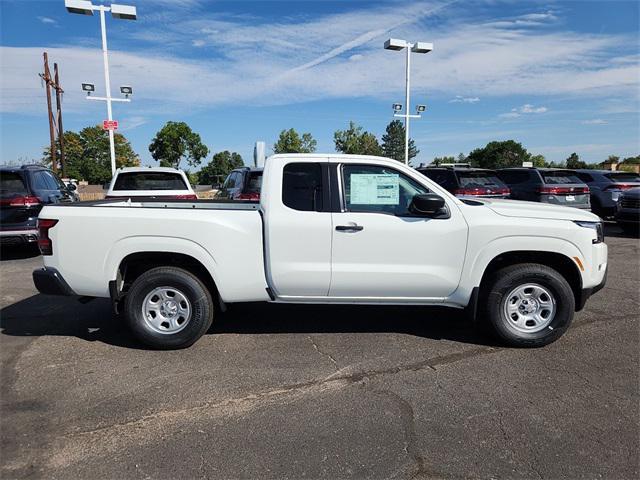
left=1, top=224, right=638, bottom=479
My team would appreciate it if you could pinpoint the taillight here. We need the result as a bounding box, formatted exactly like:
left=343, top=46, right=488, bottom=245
left=538, top=186, right=589, bottom=195
left=454, top=187, right=510, bottom=196
left=0, top=195, right=41, bottom=207
left=174, top=194, right=198, bottom=200
left=236, top=192, right=260, bottom=201
left=604, top=184, right=636, bottom=191
left=37, top=218, right=58, bottom=256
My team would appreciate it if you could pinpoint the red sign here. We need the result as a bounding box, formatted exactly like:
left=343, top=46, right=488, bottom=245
left=103, top=120, right=118, bottom=130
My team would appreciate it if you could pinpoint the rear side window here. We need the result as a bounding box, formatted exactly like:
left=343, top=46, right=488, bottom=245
left=245, top=172, right=263, bottom=193
left=282, top=163, right=323, bottom=211
left=0, top=172, right=27, bottom=194
left=575, top=172, right=594, bottom=183
left=113, top=172, right=187, bottom=191
left=32, top=171, right=52, bottom=190
left=497, top=170, right=530, bottom=185
left=605, top=172, right=640, bottom=182
left=541, top=170, right=583, bottom=184
left=457, top=171, right=507, bottom=188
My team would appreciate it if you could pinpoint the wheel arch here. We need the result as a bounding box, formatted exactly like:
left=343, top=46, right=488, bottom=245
left=478, top=250, right=583, bottom=310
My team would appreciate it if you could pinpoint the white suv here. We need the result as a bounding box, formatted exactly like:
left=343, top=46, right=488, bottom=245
left=105, top=167, right=196, bottom=200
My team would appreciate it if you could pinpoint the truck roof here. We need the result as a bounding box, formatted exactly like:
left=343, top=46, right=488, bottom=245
left=115, top=166, right=184, bottom=174
left=268, top=153, right=395, bottom=163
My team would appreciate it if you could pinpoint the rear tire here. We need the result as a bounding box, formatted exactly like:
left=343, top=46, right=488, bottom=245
left=124, top=267, right=214, bottom=349
left=482, top=263, right=574, bottom=347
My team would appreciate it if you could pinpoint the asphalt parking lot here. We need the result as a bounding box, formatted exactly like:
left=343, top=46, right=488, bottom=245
left=1, top=224, right=638, bottom=479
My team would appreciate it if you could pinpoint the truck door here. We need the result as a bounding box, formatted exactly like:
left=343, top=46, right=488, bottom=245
left=263, top=160, right=332, bottom=297
left=329, top=163, right=468, bottom=299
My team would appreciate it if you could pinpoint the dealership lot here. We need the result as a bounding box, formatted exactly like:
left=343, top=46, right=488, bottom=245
left=1, top=225, right=638, bottom=479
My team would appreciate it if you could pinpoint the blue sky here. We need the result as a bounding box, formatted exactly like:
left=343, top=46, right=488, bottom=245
left=1, top=0, right=638, bottom=169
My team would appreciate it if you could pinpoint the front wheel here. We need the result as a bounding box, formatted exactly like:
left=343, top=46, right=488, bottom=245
left=482, top=263, right=575, bottom=347
left=124, top=267, right=214, bottom=349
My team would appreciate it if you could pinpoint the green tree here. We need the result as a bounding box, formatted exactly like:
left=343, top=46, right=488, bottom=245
left=149, top=121, right=209, bottom=169
left=43, top=126, right=140, bottom=183
left=381, top=120, right=419, bottom=162
left=198, top=151, right=244, bottom=185
left=333, top=121, right=383, bottom=156
left=467, top=140, right=530, bottom=169
left=606, top=155, right=620, bottom=164
left=457, top=152, right=467, bottom=163
left=273, top=128, right=317, bottom=154
left=530, top=154, right=547, bottom=168
left=566, top=152, right=587, bottom=169
left=621, top=155, right=640, bottom=164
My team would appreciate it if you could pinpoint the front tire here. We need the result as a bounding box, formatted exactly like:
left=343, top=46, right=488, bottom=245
left=482, top=263, right=575, bottom=347
left=124, top=267, right=214, bottom=349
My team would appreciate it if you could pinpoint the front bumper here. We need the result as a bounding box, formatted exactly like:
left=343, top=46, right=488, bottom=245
left=615, top=209, right=640, bottom=225
left=576, top=265, right=607, bottom=311
left=32, top=267, right=76, bottom=296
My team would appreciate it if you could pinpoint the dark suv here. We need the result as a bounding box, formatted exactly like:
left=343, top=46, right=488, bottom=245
left=575, top=169, right=640, bottom=217
left=416, top=167, right=510, bottom=198
left=217, top=167, right=263, bottom=201
left=497, top=168, right=591, bottom=210
left=0, top=165, right=76, bottom=246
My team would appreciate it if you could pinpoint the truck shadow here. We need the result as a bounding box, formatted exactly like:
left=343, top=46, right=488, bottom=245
left=0, top=295, right=497, bottom=349
left=0, top=245, right=41, bottom=261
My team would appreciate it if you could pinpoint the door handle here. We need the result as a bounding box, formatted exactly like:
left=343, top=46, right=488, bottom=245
left=336, top=225, right=364, bottom=232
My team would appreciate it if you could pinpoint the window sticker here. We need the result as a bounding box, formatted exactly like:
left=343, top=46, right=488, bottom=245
left=350, top=174, right=399, bottom=205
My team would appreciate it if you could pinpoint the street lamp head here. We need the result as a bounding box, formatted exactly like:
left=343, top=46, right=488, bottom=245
left=111, top=4, right=137, bottom=20
left=384, top=38, right=407, bottom=51
left=82, top=83, right=95, bottom=95
left=65, top=0, right=94, bottom=15
left=416, top=105, right=426, bottom=113
left=411, top=42, right=433, bottom=54
left=393, top=103, right=403, bottom=112
left=120, top=85, right=133, bottom=96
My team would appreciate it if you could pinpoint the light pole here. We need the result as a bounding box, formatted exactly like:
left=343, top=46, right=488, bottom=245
left=65, top=0, right=137, bottom=175
left=384, top=38, right=433, bottom=165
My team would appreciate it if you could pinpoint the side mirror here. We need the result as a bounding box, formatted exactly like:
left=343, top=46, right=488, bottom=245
left=409, top=193, right=445, bottom=216
left=67, top=183, right=77, bottom=191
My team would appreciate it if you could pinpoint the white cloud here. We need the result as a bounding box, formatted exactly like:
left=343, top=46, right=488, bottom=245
left=581, top=119, right=607, bottom=125
left=450, top=95, right=480, bottom=103
left=191, top=39, right=205, bottom=47
left=119, top=116, right=148, bottom=131
left=2, top=2, right=638, bottom=117
left=37, top=16, right=57, bottom=25
left=500, top=104, right=548, bottom=118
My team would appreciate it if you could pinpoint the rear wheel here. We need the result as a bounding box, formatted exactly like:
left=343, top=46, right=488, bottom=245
left=482, top=263, right=574, bottom=347
left=124, top=267, right=214, bottom=349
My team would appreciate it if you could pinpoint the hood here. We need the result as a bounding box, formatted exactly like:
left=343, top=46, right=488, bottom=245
left=469, top=198, right=600, bottom=222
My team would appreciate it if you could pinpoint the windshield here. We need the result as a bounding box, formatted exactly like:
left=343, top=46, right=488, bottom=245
left=113, top=172, right=188, bottom=191
left=0, top=172, right=27, bottom=196
left=245, top=171, right=263, bottom=193
left=542, top=170, right=583, bottom=185
left=458, top=171, right=506, bottom=188
left=605, top=172, right=640, bottom=182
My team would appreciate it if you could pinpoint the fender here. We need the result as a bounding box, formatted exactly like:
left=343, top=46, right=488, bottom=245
left=448, top=235, right=585, bottom=306
left=103, top=236, right=228, bottom=300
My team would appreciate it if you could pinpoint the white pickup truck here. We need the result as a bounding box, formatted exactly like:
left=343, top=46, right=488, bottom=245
left=33, top=154, right=607, bottom=349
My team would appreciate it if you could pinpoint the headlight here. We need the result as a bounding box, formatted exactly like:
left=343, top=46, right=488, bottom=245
left=575, top=221, right=604, bottom=244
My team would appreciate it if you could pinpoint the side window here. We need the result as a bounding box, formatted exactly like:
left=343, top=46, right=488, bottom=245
left=282, top=162, right=324, bottom=212
left=43, top=171, right=62, bottom=190
left=32, top=171, right=51, bottom=190
left=498, top=171, right=529, bottom=185
left=342, top=164, right=430, bottom=216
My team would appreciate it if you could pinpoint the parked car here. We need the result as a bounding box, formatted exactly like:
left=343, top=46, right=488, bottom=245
left=575, top=170, right=640, bottom=217
left=217, top=167, right=263, bottom=201
left=0, top=165, right=76, bottom=246
left=497, top=168, right=591, bottom=210
left=615, top=187, right=640, bottom=233
left=33, top=154, right=607, bottom=350
left=105, top=167, right=197, bottom=200
left=416, top=166, right=510, bottom=198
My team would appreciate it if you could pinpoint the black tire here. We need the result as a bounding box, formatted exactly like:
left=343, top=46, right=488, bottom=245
left=124, top=267, right=214, bottom=349
left=481, top=263, right=575, bottom=348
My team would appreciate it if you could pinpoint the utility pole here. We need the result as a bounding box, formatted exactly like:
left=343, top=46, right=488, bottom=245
left=54, top=63, right=66, bottom=177
left=39, top=52, right=66, bottom=176
left=39, top=52, right=57, bottom=174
